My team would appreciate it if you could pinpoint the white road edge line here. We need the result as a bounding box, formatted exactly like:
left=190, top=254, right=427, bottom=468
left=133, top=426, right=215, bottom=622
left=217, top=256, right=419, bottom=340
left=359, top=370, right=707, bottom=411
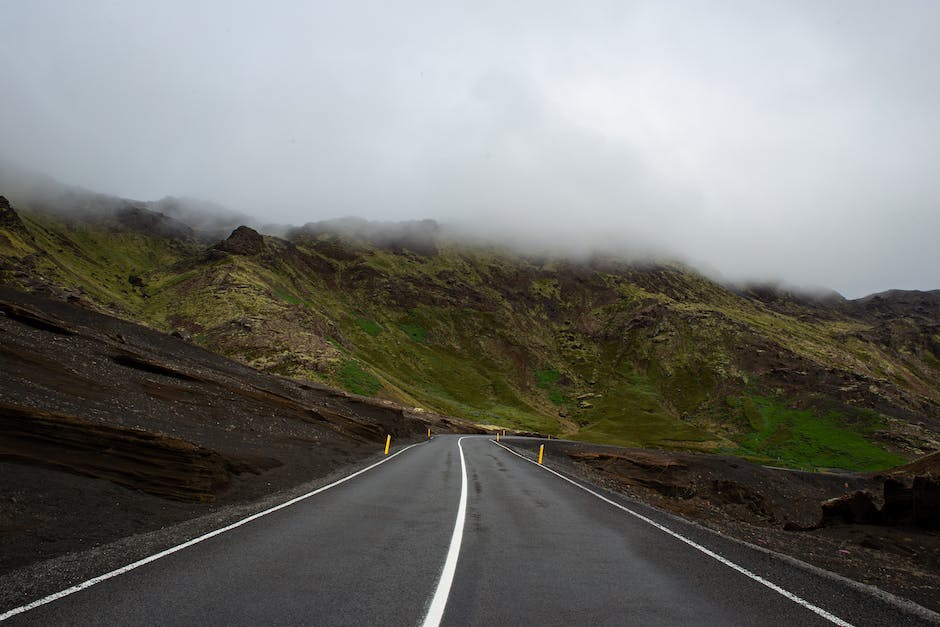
left=421, top=436, right=469, bottom=627
left=0, top=442, right=423, bottom=622
left=491, top=440, right=854, bottom=627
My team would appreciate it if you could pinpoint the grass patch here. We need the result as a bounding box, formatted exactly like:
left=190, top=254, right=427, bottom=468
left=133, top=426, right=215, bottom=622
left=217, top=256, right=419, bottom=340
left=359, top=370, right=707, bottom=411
left=535, top=368, right=561, bottom=388
left=339, top=360, right=382, bottom=396
left=735, top=396, right=906, bottom=471
left=738, top=397, right=762, bottom=429
left=274, top=288, right=304, bottom=306
left=535, top=368, right=568, bottom=407
left=399, top=322, right=428, bottom=342
left=354, top=317, right=383, bottom=336
left=328, top=338, right=350, bottom=355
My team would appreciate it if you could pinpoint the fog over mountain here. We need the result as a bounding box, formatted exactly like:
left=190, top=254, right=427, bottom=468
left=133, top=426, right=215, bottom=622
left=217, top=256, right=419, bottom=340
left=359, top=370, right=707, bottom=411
left=2, top=1, right=938, bottom=298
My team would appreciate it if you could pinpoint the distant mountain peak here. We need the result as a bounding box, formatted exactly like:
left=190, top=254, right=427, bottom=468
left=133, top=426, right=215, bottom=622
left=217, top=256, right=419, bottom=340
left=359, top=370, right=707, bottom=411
left=216, top=225, right=264, bottom=256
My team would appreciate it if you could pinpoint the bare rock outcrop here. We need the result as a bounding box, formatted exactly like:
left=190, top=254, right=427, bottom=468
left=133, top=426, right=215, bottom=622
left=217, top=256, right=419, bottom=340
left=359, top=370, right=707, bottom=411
left=216, top=225, right=265, bottom=255
left=0, top=195, right=30, bottom=237
left=820, top=491, right=882, bottom=525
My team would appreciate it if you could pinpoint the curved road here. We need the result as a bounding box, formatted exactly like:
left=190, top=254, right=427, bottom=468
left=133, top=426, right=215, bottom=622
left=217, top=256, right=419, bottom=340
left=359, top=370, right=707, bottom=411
left=3, top=436, right=936, bottom=626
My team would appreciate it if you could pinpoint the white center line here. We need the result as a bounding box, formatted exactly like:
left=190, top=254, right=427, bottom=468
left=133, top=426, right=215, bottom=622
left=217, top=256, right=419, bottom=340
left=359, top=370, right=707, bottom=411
left=421, top=436, right=469, bottom=627
left=0, top=442, right=422, bottom=622
left=492, top=439, right=854, bottom=627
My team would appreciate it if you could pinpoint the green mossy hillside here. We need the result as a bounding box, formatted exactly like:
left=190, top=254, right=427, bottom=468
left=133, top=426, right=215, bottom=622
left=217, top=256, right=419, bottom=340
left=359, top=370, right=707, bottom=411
left=2, top=199, right=938, bottom=471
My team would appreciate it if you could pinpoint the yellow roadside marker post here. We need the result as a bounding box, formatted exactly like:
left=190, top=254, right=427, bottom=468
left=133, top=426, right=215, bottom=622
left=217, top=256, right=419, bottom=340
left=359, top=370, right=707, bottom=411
left=385, top=434, right=391, bottom=455
left=427, top=427, right=431, bottom=439
left=538, top=444, right=544, bottom=465
left=496, top=432, right=500, bottom=442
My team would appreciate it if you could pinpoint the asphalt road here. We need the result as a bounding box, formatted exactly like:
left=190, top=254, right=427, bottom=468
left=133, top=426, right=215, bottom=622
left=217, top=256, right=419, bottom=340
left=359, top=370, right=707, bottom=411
left=4, top=435, right=936, bottom=626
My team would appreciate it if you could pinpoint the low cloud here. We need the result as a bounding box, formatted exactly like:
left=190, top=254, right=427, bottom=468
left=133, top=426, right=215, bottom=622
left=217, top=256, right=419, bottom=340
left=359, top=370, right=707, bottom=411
left=1, top=1, right=938, bottom=298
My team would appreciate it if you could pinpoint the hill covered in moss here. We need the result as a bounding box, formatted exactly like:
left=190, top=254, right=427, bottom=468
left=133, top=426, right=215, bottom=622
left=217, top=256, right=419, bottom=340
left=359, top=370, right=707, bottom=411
left=2, top=184, right=938, bottom=471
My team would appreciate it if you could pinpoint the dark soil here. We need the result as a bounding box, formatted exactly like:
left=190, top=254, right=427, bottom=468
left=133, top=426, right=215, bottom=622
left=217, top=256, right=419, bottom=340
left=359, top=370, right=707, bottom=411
left=504, top=439, right=940, bottom=614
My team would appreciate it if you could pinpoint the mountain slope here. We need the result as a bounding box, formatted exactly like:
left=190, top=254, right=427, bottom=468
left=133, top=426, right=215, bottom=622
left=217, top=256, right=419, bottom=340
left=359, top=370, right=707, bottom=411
left=2, top=188, right=938, bottom=471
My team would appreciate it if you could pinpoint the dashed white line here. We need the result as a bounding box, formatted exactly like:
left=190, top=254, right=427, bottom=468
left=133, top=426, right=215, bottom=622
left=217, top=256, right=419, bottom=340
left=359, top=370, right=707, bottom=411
left=0, top=443, right=422, bottom=622
left=491, top=439, right=854, bottom=627
left=421, top=436, right=469, bottom=627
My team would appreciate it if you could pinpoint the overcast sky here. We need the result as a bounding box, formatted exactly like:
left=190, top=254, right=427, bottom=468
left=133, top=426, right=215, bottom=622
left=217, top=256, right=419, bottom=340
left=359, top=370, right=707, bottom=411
left=2, top=1, right=938, bottom=297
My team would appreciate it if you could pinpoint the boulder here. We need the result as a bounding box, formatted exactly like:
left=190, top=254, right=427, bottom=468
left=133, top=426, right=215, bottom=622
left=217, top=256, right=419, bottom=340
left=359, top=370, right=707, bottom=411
left=820, top=491, right=881, bottom=525
left=881, top=478, right=913, bottom=523
left=171, top=329, right=193, bottom=342
left=913, top=476, right=940, bottom=529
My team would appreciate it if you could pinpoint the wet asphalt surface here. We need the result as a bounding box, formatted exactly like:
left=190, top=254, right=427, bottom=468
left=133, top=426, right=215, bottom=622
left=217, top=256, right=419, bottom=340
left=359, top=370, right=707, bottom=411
left=5, top=436, right=936, bottom=626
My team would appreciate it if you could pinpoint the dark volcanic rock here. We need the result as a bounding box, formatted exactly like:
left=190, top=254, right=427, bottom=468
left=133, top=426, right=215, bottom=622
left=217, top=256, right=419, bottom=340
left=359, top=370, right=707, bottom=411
left=882, top=478, right=914, bottom=522
left=0, top=195, right=29, bottom=237
left=217, top=225, right=264, bottom=255
left=0, top=195, right=15, bottom=224
left=913, top=476, right=940, bottom=529
left=818, top=453, right=940, bottom=530
left=820, top=491, right=882, bottom=525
